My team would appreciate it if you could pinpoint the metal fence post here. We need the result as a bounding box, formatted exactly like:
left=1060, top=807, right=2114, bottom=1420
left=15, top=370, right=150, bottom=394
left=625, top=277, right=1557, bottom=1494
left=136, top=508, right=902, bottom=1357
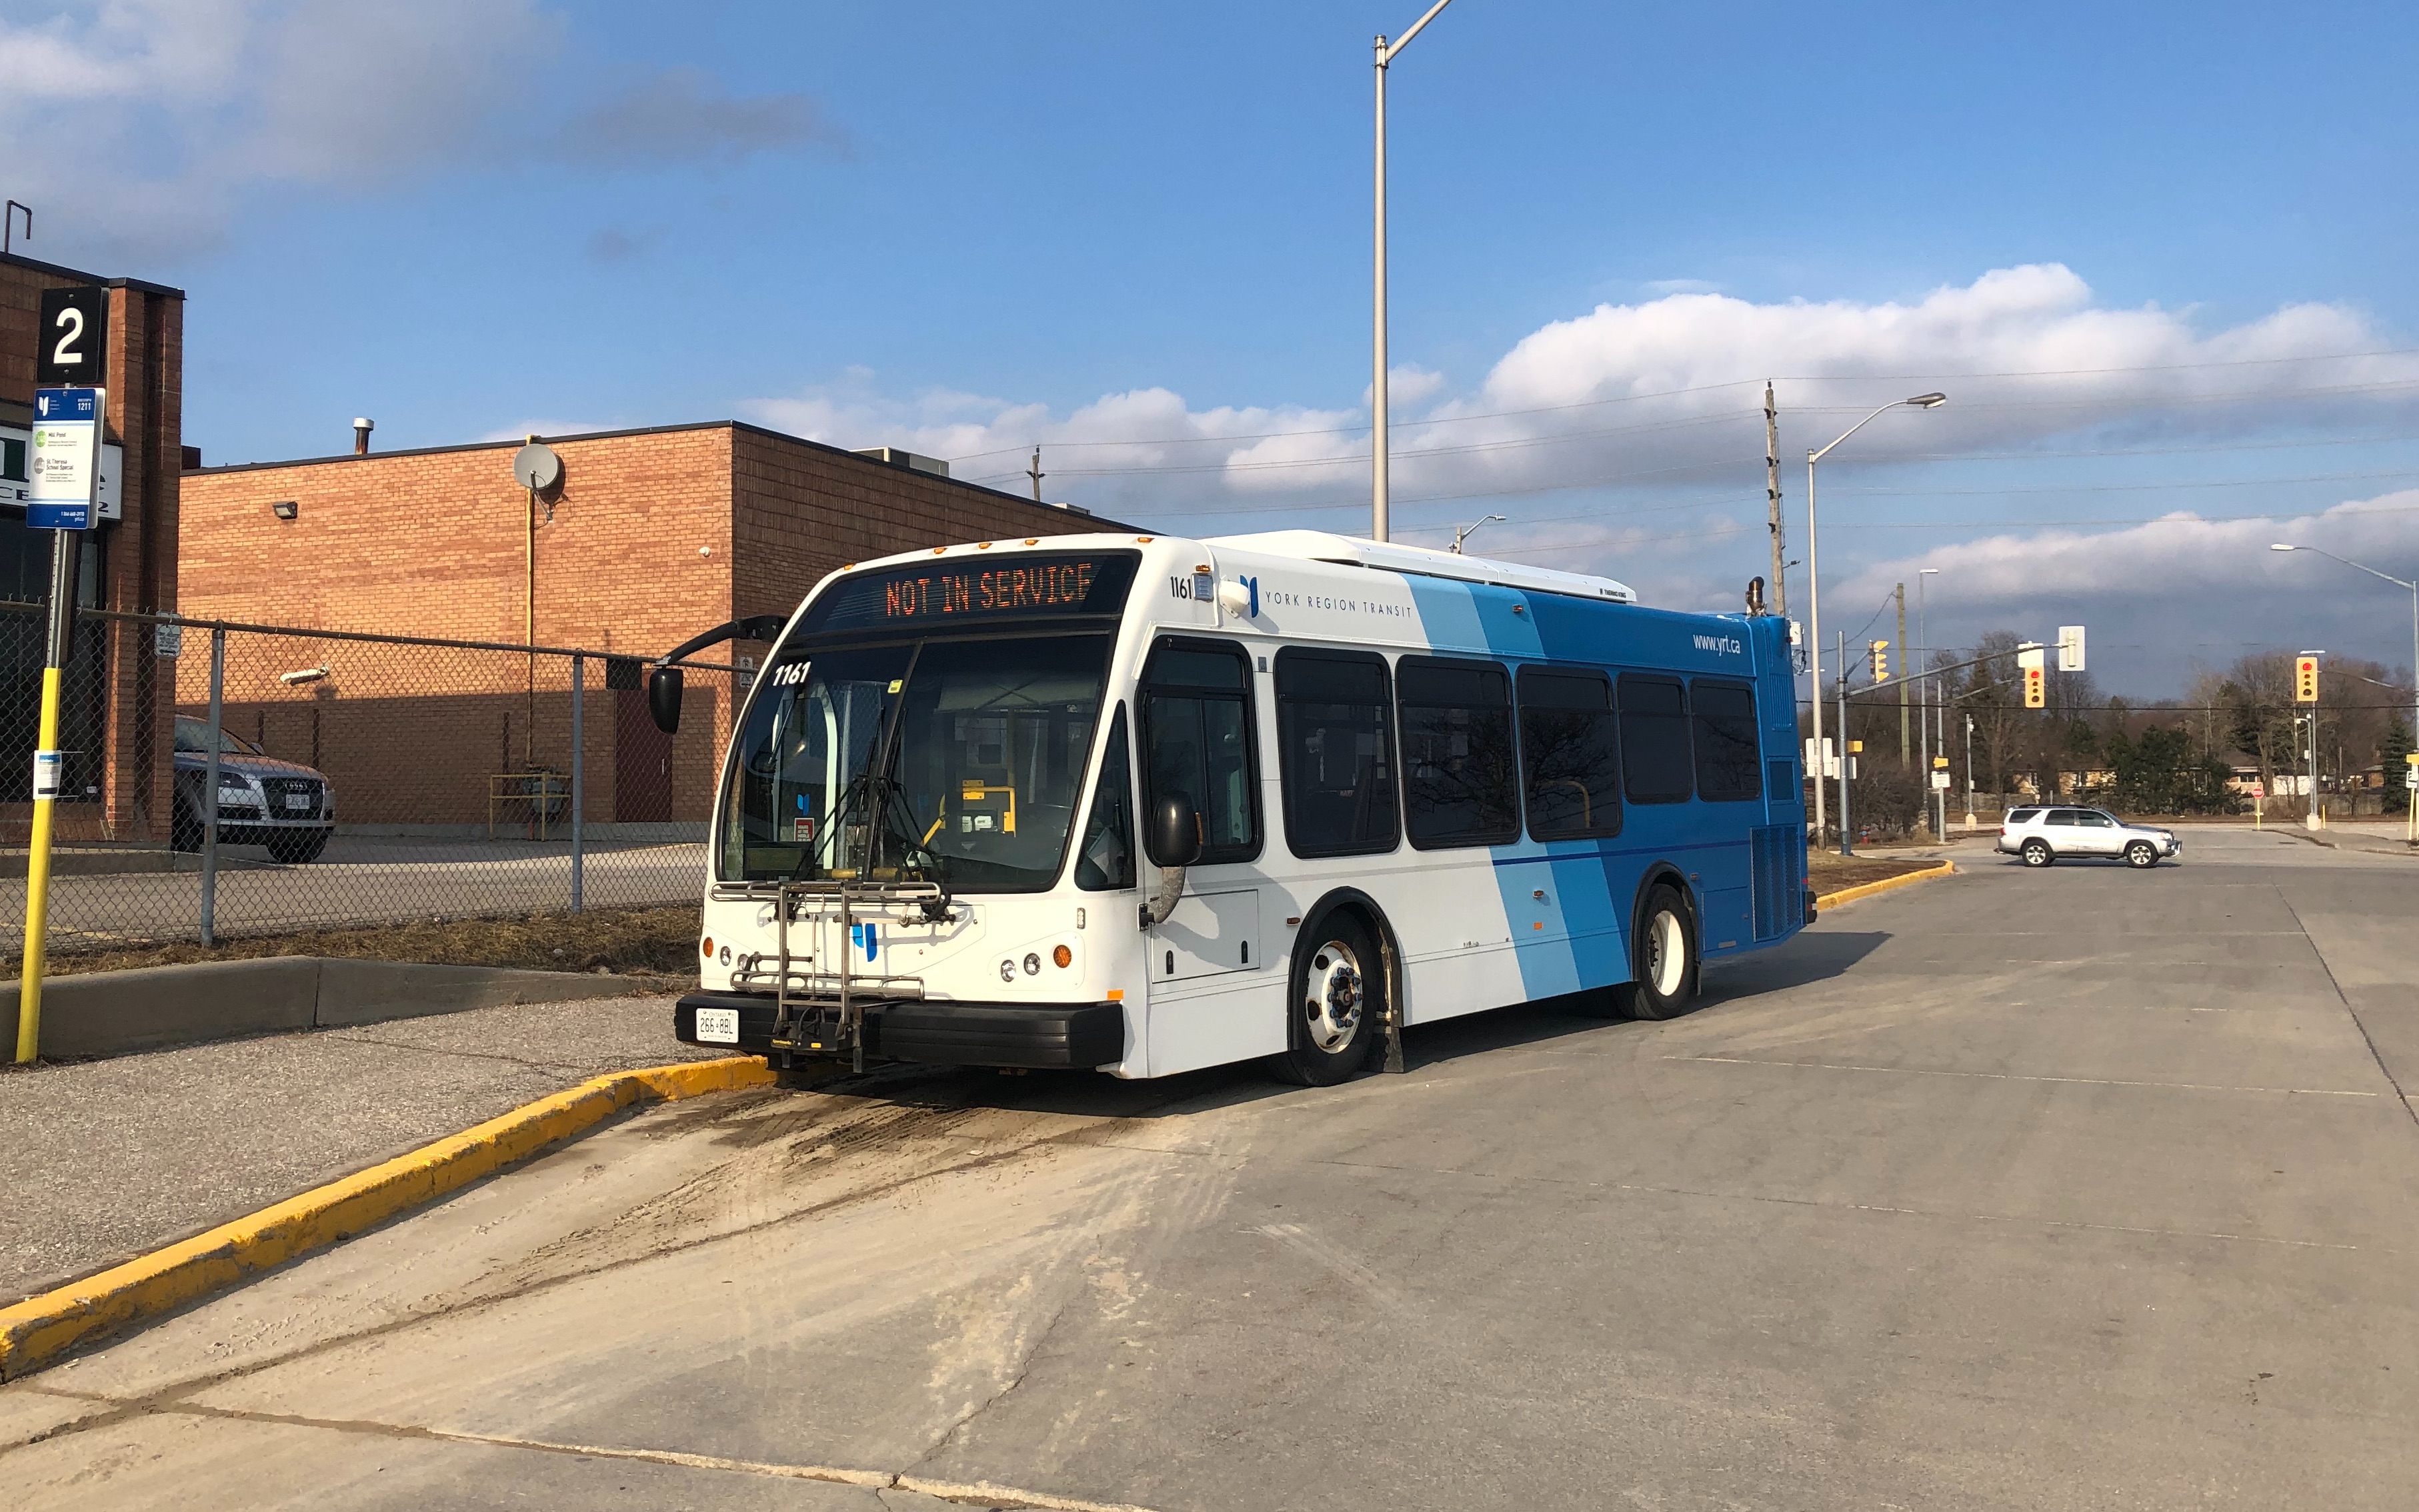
left=569, top=652, right=584, bottom=912
left=200, top=625, right=225, bottom=946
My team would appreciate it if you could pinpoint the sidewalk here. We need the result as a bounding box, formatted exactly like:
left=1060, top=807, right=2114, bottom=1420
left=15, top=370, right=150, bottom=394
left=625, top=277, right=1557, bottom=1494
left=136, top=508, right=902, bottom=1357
left=2301, top=823, right=2419, bottom=859
left=0, top=993, right=719, bottom=1307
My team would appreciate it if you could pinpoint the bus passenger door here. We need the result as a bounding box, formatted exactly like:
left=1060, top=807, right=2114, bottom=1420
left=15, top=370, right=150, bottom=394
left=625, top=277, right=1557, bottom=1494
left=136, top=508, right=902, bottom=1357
left=1137, top=635, right=1282, bottom=1073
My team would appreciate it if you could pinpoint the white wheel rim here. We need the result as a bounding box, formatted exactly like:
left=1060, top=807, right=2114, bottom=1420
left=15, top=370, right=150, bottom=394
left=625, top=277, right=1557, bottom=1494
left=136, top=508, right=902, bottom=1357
left=1302, top=940, right=1364, bottom=1052
left=1647, top=909, right=1687, bottom=997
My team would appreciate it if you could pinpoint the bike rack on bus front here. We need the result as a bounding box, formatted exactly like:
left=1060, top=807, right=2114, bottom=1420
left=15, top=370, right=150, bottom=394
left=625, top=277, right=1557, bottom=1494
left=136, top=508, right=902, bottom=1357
left=715, top=877, right=940, bottom=1072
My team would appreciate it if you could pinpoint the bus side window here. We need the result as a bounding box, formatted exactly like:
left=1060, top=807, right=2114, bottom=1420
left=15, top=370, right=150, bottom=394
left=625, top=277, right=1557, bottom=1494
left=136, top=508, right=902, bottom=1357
left=1075, top=703, right=1136, bottom=890
left=1399, top=656, right=1518, bottom=849
left=1690, top=680, right=1763, bottom=802
left=1139, top=640, right=1262, bottom=864
left=1274, top=648, right=1400, bottom=858
left=1618, top=675, right=1693, bottom=805
left=1517, top=667, right=1621, bottom=841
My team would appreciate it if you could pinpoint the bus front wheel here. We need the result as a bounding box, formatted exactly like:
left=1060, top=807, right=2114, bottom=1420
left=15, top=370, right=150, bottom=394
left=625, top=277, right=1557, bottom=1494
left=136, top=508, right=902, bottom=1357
left=1618, top=885, right=1699, bottom=1021
left=1272, top=913, right=1384, bottom=1086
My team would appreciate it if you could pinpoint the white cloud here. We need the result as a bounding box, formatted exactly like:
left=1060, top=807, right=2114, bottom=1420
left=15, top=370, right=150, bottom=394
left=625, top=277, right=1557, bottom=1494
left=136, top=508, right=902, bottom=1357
left=740, top=265, right=2419, bottom=531
left=1361, top=363, right=1446, bottom=409
left=741, top=377, right=1362, bottom=512
left=0, top=1, right=832, bottom=261
left=1825, top=492, right=2419, bottom=693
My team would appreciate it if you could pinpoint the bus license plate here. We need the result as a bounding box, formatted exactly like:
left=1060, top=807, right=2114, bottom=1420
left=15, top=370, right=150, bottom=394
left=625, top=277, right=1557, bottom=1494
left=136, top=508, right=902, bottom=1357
left=694, top=1007, right=740, bottom=1044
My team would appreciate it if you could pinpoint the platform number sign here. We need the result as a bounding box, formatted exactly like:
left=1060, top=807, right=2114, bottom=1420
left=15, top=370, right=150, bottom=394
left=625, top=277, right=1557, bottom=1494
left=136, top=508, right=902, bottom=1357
left=35, top=286, right=108, bottom=387
left=2294, top=655, right=2320, bottom=704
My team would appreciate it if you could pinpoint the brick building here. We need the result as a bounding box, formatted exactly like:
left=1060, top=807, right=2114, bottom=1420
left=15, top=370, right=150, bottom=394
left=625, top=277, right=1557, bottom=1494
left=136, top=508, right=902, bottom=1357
left=179, top=423, right=1111, bottom=829
left=1, top=250, right=185, bottom=843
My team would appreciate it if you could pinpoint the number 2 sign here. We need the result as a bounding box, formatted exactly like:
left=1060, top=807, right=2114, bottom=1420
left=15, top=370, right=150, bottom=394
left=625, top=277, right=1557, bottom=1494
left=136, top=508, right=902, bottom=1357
left=35, top=286, right=107, bottom=387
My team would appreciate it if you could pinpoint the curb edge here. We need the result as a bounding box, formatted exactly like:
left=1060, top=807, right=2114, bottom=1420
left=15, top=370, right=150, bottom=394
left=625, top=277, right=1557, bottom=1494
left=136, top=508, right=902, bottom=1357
left=1816, top=859, right=1957, bottom=910
left=0, top=1054, right=775, bottom=1381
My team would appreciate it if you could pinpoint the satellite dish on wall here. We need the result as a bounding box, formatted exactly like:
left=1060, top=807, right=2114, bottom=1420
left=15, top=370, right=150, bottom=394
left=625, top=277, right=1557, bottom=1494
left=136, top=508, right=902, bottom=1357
left=512, top=442, right=563, bottom=492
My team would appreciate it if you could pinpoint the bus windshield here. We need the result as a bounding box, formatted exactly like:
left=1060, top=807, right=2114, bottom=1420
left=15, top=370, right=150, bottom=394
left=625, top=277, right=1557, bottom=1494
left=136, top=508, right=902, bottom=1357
left=718, top=634, right=1111, bottom=891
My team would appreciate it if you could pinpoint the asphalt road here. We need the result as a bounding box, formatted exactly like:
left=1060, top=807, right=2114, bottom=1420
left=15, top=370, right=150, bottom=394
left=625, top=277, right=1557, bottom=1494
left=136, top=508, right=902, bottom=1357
left=6, top=827, right=2416, bottom=1509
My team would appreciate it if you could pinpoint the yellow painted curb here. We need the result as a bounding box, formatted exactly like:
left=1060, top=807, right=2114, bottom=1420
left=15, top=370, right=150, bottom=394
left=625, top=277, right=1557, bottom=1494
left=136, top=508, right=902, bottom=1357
left=0, top=1054, right=775, bottom=1381
left=1816, top=859, right=1956, bottom=910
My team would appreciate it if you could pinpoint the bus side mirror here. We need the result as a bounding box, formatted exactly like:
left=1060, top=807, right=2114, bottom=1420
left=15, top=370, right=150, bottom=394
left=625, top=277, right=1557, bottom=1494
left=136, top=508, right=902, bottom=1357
left=647, top=665, right=684, bottom=735
left=1149, top=793, right=1203, bottom=867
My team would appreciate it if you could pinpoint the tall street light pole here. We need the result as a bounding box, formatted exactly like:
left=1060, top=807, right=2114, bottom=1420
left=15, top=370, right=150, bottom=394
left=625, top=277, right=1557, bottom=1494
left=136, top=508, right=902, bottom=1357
left=1919, top=566, right=1940, bottom=837
left=1804, top=392, right=1946, bottom=852
left=1373, top=0, right=1457, bottom=543
left=2270, top=543, right=2419, bottom=771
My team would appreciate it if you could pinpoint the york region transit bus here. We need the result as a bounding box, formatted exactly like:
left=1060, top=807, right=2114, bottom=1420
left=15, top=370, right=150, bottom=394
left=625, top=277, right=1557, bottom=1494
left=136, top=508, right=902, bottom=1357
left=662, top=529, right=1810, bottom=1085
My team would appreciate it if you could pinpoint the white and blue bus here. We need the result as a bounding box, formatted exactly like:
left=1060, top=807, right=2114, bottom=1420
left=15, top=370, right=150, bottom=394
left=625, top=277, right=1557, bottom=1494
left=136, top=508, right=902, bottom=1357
left=663, top=529, right=1810, bottom=1084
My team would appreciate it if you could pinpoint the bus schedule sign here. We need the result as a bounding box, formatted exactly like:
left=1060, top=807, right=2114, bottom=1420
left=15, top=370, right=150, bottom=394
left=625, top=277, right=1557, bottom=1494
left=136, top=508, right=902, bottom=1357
left=800, top=551, right=1140, bottom=637
left=28, top=386, right=103, bottom=531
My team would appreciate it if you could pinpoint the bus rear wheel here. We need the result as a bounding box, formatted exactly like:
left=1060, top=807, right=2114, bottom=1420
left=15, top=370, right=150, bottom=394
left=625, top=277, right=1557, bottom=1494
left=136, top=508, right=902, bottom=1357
left=1272, top=914, right=1384, bottom=1086
left=1618, top=884, right=1698, bottom=1022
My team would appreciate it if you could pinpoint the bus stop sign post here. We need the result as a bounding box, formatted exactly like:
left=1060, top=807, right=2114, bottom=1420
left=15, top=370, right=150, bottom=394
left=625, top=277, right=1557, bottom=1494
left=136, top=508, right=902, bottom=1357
left=17, top=385, right=103, bottom=1063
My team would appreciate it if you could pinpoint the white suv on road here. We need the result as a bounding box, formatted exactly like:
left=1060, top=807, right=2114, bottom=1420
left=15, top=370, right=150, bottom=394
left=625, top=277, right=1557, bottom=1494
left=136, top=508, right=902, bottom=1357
left=1998, top=806, right=2180, bottom=869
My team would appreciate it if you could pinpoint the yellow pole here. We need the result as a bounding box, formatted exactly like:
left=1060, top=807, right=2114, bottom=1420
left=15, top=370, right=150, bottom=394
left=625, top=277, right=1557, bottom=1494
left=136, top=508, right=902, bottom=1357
left=16, top=666, right=63, bottom=1062
left=18, top=385, right=94, bottom=1064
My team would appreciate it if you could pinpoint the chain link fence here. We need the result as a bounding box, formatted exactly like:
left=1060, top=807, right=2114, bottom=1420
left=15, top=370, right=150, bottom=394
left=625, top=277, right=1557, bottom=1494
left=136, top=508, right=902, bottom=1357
left=0, top=602, right=743, bottom=958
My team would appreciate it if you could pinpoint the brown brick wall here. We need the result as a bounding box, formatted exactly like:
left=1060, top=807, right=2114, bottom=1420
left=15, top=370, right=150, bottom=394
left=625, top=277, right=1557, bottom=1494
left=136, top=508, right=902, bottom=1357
left=0, top=255, right=183, bottom=843
left=181, top=427, right=737, bottom=823
left=179, top=424, right=1108, bottom=828
left=730, top=429, right=1105, bottom=630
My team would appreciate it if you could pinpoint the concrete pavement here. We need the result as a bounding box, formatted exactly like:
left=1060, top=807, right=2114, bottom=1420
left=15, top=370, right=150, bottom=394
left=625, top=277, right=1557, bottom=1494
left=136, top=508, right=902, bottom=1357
left=0, top=993, right=715, bottom=1307
left=5, top=825, right=2415, bottom=1509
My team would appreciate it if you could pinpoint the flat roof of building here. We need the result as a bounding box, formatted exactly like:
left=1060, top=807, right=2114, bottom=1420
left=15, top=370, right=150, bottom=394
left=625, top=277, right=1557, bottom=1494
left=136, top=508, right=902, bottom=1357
left=1, top=249, right=183, bottom=299
left=188, top=417, right=1128, bottom=529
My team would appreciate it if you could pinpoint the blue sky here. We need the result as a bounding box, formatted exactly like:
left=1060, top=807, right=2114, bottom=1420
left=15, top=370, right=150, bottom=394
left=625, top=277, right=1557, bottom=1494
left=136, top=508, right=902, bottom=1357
left=7, top=1, right=2418, bottom=695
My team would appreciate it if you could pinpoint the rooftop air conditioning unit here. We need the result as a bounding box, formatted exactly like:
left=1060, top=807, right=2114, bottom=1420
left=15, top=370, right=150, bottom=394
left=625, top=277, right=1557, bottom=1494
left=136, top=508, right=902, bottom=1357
left=851, top=446, right=950, bottom=479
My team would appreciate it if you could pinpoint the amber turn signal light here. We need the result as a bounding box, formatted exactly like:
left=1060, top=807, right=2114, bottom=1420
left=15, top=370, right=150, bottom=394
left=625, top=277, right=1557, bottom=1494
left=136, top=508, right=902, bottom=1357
left=700, top=937, right=713, bottom=957
left=1052, top=944, right=1072, bottom=969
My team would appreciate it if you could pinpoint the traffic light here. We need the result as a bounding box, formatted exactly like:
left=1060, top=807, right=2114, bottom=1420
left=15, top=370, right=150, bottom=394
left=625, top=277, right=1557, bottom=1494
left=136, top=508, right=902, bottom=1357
left=1868, top=639, right=1889, bottom=681
left=2023, top=665, right=2045, bottom=709
left=2295, top=655, right=2319, bottom=704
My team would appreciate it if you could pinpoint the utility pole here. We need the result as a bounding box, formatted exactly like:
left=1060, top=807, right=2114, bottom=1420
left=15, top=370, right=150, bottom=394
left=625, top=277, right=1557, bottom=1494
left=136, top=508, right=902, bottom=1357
left=1838, top=630, right=1854, bottom=855
left=1764, top=383, right=1787, bottom=619
left=1027, top=447, right=1045, bottom=502
left=1896, top=581, right=1909, bottom=768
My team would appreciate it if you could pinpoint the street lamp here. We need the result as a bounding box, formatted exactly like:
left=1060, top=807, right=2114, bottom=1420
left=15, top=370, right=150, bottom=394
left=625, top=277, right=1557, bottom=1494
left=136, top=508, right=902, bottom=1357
left=1918, top=567, right=1941, bottom=836
left=1372, top=0, right=1458, bottom=543
left=1451, top=513, right=1505, bottom=554
left=1805, top=392, right=1946, bottom=852
left=2270, top=543, right=2419, bottom=771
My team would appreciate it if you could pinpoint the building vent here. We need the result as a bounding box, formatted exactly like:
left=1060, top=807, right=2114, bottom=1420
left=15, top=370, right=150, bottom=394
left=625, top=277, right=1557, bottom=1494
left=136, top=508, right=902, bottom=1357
left=851, top=446, right=950, bottom=479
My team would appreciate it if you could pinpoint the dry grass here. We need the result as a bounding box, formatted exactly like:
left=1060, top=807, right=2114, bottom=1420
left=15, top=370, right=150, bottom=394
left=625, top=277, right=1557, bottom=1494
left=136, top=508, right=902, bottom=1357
left=10, top=905, right=705, bottom=981
left=1808, top=849, right=1946, bottom=894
